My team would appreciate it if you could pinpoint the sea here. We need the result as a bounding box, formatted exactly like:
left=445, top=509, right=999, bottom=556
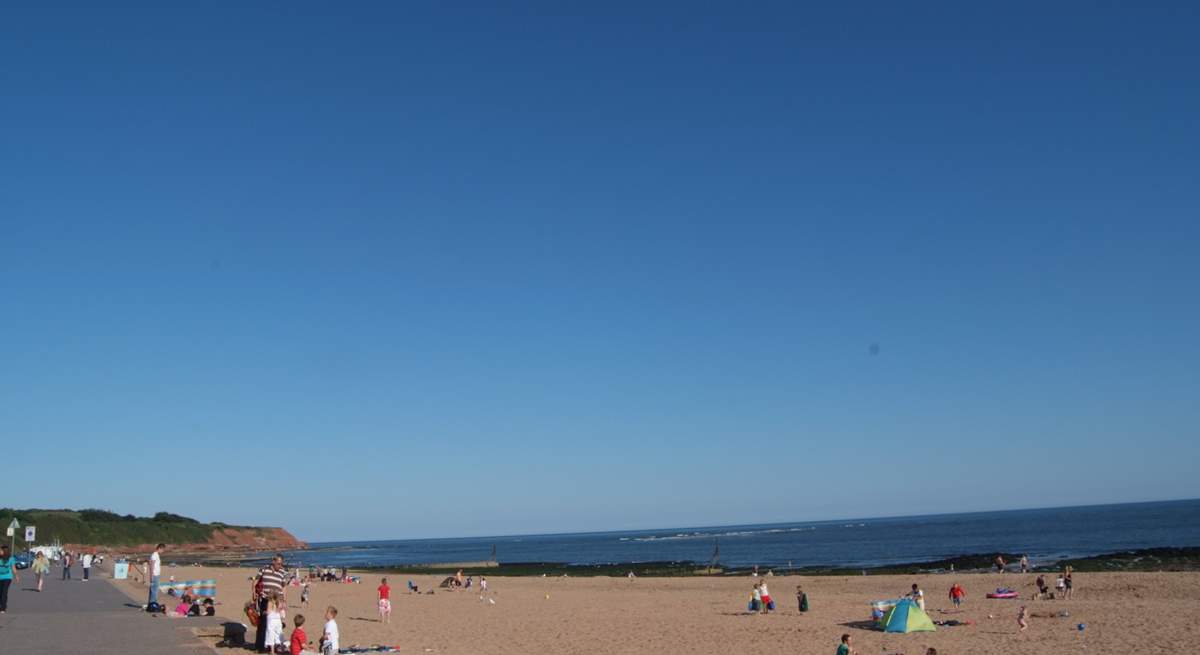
left=263, top=499, right=1200, bottom=571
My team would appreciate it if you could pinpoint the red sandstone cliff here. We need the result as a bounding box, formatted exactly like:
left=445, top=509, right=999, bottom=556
left=67, top=527, right=306, bottom=554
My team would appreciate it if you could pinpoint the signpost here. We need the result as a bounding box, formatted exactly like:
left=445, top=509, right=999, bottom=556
left=25, top=526, right=36, bottom=544
left=6, top=518, right=18, bottom=553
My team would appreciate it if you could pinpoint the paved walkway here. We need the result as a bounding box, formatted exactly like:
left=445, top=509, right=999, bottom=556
left=0, top=568, right=223, bottom=654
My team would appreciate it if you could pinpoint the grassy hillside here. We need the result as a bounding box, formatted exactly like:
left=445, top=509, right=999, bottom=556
left=0, top=508, right=253, bottom=547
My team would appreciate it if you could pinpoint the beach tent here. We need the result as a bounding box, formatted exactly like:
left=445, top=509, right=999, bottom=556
left=880, top=600, right=936, bottom=633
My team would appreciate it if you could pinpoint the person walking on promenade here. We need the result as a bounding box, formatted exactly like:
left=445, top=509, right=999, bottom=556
left=81, top=551, right=93, bottom=581
left=0, top=545, right=20, bottom=613
left=148, top=543, right=164, bottom=608
left=62, top=551, right=72, bottom=580
left=253, top=554, right=291, bottom=653
left=32, top=552, right=51, bottom=591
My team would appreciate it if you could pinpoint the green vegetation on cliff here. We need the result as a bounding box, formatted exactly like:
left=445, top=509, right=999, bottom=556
left=0, top=508, right=256, bottom=547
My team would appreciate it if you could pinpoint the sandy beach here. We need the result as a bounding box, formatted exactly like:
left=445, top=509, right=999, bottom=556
left=111, top=564, right=1196, bottom=654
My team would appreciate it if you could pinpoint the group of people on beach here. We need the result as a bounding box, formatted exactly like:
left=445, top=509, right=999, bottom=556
left=1033, top=569, right=1074, bottom=600
left=746, top=580, right=810, bottom=615
left=994, top=553, right=1038, bottom=575
left=248, top=553, right=340, bottom=655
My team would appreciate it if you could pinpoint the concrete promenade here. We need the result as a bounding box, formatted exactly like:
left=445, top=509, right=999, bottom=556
left=0, top=566, right=221, bottom=654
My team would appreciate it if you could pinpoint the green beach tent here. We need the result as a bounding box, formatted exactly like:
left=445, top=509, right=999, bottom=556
left=880, top=600, right=936, bottom=633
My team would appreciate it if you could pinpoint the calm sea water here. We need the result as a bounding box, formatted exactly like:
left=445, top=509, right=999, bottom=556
left=267, top=499, right=1200, bottom=570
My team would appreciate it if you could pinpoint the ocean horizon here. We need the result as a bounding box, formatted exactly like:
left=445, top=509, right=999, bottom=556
left=267, top=498, right=1200, bottom=570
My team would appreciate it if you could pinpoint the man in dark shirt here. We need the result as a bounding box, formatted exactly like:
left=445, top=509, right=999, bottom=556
left=253, top=554, right=290, bottom=652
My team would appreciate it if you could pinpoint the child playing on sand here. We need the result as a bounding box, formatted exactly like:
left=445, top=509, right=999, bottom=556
left=760, top=580, right=773, bottom=612
left=751, top=582, right=763, bottom=613
left=320, top=606, right=339, bottom=655
left=1018, top=605, right=1029, bottom=631
left=264, top=593, right=285, bottom=651
left=836, top=633, right=855, bottom=655
left=948, top=582, right=965, bottom=608
left=377, top=578, right=391, bottom=624
left=796, top=585, right=809, bottom=613
left=301, top=581, right=310, bottom=608
left=480, top=576, right=488, bottom=594
left=1055, top=574, right=1066, bottom=597
left=290, top=614, right=307, bottom=655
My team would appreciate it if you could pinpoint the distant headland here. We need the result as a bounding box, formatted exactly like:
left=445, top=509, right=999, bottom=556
left=0, top=508, right=305, bottom=553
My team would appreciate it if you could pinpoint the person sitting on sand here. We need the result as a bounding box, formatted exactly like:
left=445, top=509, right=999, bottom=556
left=1018, top=605, right=1029, bottom=631
left=836, top=633, right=856, bottom=655
left=170, top=598, right=191, bottom=618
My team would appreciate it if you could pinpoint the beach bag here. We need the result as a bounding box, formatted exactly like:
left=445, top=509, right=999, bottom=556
left=767, top=600, right=775, bottom=611
left=747, top=600, right=754, bottom=612
left=800, top=594, right=809, bottom=612
left=244, top=600, right=260, bottom=627
left=220, top=622, right=246, bottom=647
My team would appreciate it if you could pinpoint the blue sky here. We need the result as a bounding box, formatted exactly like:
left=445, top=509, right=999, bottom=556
left=2, top=2, right=1198, bottom=541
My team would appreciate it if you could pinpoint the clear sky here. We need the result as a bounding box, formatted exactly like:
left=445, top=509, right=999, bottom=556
left=3, top=2, right=1198, bottom=542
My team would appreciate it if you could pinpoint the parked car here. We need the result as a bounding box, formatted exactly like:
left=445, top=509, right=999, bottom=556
left=14, top=552, right=33, bottom=569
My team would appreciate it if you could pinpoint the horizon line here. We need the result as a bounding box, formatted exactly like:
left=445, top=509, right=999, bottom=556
left=297, top=496, right=1200, bottom=545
